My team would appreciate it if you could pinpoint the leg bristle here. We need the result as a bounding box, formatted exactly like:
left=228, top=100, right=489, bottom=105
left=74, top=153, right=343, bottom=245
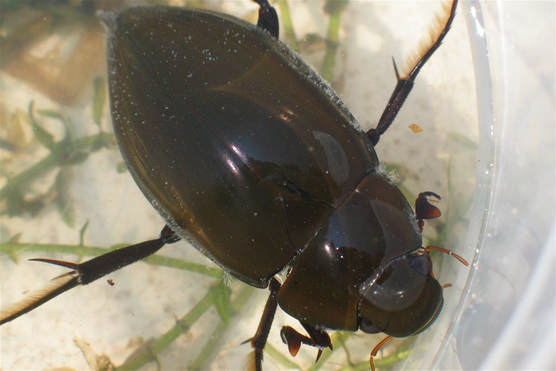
left=401, top=0, right=457, bottom=77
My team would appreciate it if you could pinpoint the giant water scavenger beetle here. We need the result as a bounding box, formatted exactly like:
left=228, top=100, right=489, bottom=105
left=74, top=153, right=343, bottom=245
left=0, top=0, right=469, bottom=369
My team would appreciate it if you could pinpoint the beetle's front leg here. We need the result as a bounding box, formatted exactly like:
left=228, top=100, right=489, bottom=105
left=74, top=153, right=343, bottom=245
left=415, top=191, right=442, bottom=232
left=281, top=322, right=332, bottom=362
left=0, top=225, right=180, bottom=325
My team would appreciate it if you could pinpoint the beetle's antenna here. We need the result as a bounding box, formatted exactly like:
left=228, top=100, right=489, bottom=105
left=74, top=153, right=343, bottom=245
left=369, top=335, right=393, bottom=371
left=367, top=0, right=458, bottom=146
left=425, top=245, right=469, bottom=266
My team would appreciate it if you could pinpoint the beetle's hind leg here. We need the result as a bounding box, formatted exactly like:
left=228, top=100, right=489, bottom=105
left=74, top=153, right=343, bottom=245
left=252, top=0, right=279, bottom=37
left=367, top=0, right=458, bottom=146
left=0, top=225, right=180, bottom=325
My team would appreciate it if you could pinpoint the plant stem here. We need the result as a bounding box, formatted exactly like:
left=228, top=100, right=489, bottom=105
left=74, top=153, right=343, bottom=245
left=116, top=284, right=217, bottom=371
left=0, top=132, right=115, bottom=201
left=277, top=0, right=298, bottom=50
left=188, top=285, right=254, bottom=370
left=321, top=1, right=347, bottom=82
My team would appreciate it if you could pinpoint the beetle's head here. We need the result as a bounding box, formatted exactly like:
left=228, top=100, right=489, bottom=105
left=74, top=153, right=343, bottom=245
left=357, top=250, right=443, bottom=337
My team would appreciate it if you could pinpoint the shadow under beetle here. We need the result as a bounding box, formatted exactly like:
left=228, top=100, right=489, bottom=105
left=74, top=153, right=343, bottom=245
left=1, top=0, right=469, bottom=369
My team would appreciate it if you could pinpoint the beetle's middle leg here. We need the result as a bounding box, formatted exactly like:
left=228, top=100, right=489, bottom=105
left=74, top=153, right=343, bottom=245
left=252, top=0, right=279, bottom=38
left=247, top=278, right=281, bottom=371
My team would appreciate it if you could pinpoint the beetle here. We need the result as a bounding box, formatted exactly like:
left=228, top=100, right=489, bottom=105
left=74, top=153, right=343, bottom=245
left=0, top=0, right=468, bottom=369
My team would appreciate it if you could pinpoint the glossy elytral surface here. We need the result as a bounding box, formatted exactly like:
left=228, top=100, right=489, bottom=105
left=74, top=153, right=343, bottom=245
left=107, top=7, right=379, bottom=287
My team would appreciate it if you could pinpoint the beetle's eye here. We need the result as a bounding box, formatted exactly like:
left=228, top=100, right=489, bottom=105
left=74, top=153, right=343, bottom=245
left=357, top=255, right=443, bottom=337
left=408, top=251, right=432, bottom=276
left=359, top=318, right=381, bottom=334
left=361, top=259, right=426, bottom=313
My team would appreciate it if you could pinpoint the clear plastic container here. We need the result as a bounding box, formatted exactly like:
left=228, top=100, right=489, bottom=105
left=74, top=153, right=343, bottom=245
left=0, top=1, right=553, bottom=370
left=430, top=1, right=555, bottom=370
